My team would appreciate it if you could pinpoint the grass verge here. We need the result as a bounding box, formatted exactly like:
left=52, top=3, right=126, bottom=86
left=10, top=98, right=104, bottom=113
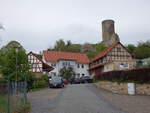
left=0, top=94, right=7, bottom=113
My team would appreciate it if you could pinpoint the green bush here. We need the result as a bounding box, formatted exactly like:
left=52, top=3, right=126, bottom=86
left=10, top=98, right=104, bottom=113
left=0, top=78, right=7, bottom=83
left=27, top=74, right=49, bottom=90
left=32, top=79, right=48, bottom=88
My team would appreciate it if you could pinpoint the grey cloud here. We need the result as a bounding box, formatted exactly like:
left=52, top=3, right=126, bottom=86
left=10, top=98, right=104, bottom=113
left=0, top=0, right=150, bottom=53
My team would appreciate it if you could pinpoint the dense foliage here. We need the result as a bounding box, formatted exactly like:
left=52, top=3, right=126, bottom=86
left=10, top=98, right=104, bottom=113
left=47, top=39, right=106, bottom=58
left=87, top=43, right=106, bottom=58
left=0, top=41, right=50, bottom=91
left=48, top=39, right=81, bottom=53
left=26, top=73, right=49, bottom=91
left=126, top=40, right=150, bottom=59
left=98, top=68, right=150, bottom=83
left=0, top=41, right=29, bottom=81
left=48, top=39, right=150, bottom=59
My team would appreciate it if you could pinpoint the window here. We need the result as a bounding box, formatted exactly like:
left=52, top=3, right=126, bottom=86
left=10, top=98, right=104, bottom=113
left=62, top=62, right=66, bottom=66
left=68, top=62, right=70, bottom=66
left=77, top=64, right=80, bottom=68
left=82, top=64, right=84, bottom=68
left=51, top=63, right=56, bottom=67
left=119, top=63, right=129, bottom=69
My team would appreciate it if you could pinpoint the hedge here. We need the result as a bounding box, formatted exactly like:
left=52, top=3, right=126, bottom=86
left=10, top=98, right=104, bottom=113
left=98, top=68, right=150, bottom=83
left=27, top=74, right=49, bottom=91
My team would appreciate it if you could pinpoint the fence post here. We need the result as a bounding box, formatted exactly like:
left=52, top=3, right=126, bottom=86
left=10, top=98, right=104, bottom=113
left=24, top=81, right=27, bottom=104
left=7, top=81, right=10, bottom=113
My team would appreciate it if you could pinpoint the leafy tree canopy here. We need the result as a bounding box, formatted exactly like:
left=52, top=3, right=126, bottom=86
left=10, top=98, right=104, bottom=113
left=0, top=41, right=24, bottom=55
left=126, top=40, right=150, bottom=59
left=47, top=39, right=106, bottom=58
left=48, top=39, right=82, bottom=52
left=87, top=43, right=106, bottom=58
left=0, top=41, right=29, bottom=81
left=59, top=67, right=75, bottom=80
left=48, top=39, right=150, bottom=59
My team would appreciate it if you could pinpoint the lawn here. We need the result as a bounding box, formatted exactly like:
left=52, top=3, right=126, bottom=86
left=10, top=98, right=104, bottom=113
left=0, top=94, right=7, bottom=113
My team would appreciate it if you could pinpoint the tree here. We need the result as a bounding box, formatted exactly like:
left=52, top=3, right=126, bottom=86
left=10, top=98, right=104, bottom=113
left=134, top=41, right=150, bottom=59
left=47, top=39, right=81, bottom=53
left=0, top=41, right=29, bottom=81
left=87, top=43, right=106, bottom=58
left=54, top=39, right=66, bottom=51
left=59, top=67, right=75, bottom=80
left=125, top=40, right=150, bottom=59
left=66, top=40, right=72, bottom=47
left=126, top=44, right=136, bottom=54
left=0, top=41, right=24, bottom=55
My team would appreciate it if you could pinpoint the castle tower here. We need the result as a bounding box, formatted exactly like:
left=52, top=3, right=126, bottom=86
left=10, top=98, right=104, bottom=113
left=102, top=19, right=119, bottom=47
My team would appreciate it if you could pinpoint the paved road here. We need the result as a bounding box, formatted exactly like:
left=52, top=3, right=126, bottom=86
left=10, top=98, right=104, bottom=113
left=28, top=84, right=126, bottom=113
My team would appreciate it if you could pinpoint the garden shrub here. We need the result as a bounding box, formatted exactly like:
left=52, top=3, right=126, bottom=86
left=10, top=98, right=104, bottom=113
left=26, top=73, right=49, bottom=91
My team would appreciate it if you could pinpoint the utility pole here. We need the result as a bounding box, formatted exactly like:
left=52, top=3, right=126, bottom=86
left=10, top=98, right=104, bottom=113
left=14, top=46, right=20, bottom=95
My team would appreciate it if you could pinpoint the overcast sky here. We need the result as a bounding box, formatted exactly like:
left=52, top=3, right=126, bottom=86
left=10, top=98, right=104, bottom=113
left=0, top=0, right=150, bottom=53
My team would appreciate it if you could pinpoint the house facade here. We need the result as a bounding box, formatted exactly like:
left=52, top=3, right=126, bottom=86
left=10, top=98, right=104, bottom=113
left=89, top=42, right=136, bottom=77
left=42, top=51, right=89, bottom=78
left=28, top=52, right=53, bottom=75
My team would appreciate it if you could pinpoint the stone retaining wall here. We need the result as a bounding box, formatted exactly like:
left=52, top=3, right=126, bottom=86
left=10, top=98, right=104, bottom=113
left=95, top=81, right=150, bottom=95
left=136, top=84, right=150, bottom=95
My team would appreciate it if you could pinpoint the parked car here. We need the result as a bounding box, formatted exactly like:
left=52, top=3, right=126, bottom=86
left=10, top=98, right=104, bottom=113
left=73, top=78, right=81, bottom=84
left=69, top=77, right=81, bottom=84
left=80, top=76, right=93, bottom=83
left=63, top=79, right=69, bottom=85
left=49, top=77, right=64, bottom=88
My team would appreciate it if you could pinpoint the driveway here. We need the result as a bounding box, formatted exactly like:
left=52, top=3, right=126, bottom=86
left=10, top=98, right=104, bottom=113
left=28, top=84, right=125, bottom=113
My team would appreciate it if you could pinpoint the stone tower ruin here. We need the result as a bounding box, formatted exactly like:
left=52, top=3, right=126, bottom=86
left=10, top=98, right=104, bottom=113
left=101, top=19, right=120, bottom=47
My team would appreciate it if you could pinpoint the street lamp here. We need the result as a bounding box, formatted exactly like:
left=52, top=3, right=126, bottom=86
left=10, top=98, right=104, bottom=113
left=14, top=45, right=22, bottom=81
left=14, top=45, right=21, bottom=95
left=15, top=46, right=19, bottom=82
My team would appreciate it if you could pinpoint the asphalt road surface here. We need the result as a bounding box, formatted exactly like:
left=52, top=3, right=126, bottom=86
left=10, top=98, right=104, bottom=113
left=28, top=84, right=126, bottom=113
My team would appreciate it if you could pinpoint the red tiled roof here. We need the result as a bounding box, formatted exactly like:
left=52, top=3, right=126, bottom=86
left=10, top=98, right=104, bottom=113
left=43, top=51, right=89, bottom=63
left=91, top=42, right=121, bottom=62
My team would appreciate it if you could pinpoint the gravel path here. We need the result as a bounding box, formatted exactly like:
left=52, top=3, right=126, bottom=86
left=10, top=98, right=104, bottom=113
left=93, top=85, right=150, bottom=113
left=28, top=84, right=126, bottom=113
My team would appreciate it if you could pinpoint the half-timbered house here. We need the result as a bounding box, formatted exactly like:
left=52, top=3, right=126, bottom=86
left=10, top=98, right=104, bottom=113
left=89, top=42, right=136, bottom=77
left=28, top=52, right=53, bottom=75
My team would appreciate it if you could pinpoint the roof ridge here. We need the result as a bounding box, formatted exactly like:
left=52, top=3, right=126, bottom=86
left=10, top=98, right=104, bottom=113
left=92, top=42, right=120, bottom=61
left=43, top=50, right=87, bottom=55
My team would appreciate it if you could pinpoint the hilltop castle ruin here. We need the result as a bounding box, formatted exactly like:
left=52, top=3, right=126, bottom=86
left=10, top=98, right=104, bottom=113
left=101, top=20, right=120, bottom=47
